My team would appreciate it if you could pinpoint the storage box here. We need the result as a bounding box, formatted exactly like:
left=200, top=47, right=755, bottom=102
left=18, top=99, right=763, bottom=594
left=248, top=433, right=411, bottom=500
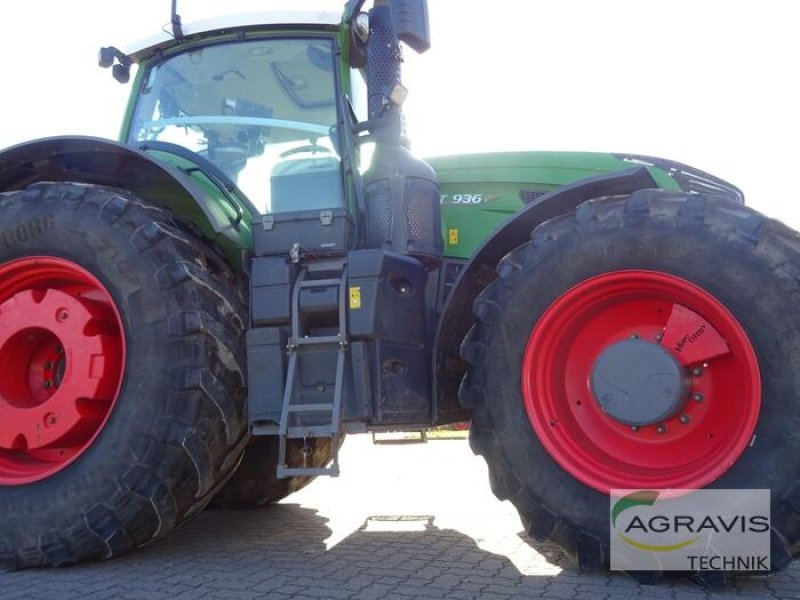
left=347, top=249, right=428, bottom=344
left=246, top=327, right=286, bottom=424
left=251, top=257, right=294, bottom=326
left=253, top=207, right=353, bottom=257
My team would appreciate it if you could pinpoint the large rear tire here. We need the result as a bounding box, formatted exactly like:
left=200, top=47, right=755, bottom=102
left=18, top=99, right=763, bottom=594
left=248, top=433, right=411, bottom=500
left=0, top=182, right=248, bottom=567
left=460, top=191, right=800, bottom=576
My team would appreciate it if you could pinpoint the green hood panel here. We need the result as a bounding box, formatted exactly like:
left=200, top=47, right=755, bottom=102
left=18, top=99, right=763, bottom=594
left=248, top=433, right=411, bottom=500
left=427, top=151, right=680, bottom=259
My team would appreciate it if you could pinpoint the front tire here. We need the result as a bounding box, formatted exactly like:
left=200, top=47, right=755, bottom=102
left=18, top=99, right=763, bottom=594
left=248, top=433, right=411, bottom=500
left=460, top=191, right=800, bottom=574
left=0, top=183, right=248, bottom=567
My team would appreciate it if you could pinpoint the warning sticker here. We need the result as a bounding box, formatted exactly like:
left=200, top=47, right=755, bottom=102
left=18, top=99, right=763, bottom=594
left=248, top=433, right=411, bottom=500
left=349, top=286, right=362, bottom=310
left=448, top=229, right=459, bottom=245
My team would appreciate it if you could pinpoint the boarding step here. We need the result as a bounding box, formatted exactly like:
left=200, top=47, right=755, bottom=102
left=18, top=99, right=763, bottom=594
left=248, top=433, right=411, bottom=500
left=277, top=265, right=347, bottom=478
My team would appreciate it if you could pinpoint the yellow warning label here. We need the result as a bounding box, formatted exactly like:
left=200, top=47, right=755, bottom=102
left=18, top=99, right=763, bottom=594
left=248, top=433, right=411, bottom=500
left=448, top=228, right=459, bottom=245
left=349, top=286, right=362, bottom=309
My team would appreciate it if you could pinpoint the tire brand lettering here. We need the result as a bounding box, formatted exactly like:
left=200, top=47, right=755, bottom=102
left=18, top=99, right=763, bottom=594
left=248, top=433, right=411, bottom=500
left=0, top=216, right=55, bottom=250
left=674, top=325, right=706, bottom=354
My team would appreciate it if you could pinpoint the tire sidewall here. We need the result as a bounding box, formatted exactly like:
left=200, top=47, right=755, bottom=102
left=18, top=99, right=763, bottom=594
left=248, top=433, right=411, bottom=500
left=0, top=185, right=238, bottom=552
left=480, top=201, right=800, bottom=545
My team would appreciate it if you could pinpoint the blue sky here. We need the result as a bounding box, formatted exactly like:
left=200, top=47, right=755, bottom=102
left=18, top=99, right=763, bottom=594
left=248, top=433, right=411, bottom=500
left=1, top=1, right=797, bottom=227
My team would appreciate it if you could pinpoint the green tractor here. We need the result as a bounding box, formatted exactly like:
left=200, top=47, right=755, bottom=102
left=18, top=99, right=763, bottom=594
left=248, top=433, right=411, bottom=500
left=1, top=0, right=798, bottom=579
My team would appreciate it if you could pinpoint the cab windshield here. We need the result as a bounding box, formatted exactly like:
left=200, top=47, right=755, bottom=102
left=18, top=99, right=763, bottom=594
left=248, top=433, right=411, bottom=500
left=128, top=38, right=341, bottom=214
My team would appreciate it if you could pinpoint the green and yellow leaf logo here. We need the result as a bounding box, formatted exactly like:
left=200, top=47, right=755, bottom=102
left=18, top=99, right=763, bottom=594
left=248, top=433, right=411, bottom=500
left=611, top=491, right=700, bottom=553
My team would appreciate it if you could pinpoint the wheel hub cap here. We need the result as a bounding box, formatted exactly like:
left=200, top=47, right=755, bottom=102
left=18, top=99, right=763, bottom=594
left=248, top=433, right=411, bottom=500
left=590, top=338, right=689, bottom=426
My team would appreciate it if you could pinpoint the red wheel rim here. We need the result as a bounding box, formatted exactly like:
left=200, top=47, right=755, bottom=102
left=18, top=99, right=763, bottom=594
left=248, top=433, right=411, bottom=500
left=522, top=270, right=760, bottom=493
left=0, top=257, right=125, bottom=484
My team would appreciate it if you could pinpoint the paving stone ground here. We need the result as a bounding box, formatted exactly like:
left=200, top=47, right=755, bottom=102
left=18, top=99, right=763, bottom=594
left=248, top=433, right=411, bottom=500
left=1, top=435, right=797, bottom=599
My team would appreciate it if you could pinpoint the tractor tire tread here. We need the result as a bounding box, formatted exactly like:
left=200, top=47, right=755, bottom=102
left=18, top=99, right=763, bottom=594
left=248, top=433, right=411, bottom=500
left=0, top=182, right=248, bottom=568
left=461, top=190, right=800, bottom=577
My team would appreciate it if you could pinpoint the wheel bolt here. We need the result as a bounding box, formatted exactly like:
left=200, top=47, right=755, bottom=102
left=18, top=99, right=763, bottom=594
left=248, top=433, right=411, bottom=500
left=631, top=426, right=640, bottom=432
left=656, top=424, right=667, bottom=434
left=630, top=333, right=640, bottom=339
left=56, top=309, right=69, bottom=322
left=692, top=367, right=704, bottom=377
left=45, top=414, right=57, bottom=426
left=43, top=380, right=53, bottom=390
left=693, top=392, right=704, bottom=402
left=679, top=414, right=691, bottom=425
left=655, top=332, right=664, bottom=341
left=44, top=361, right=53, bottom=370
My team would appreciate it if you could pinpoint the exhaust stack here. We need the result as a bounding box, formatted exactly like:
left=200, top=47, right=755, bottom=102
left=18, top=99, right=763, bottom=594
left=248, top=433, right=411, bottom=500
left=362, top=0, right=442, bottom=268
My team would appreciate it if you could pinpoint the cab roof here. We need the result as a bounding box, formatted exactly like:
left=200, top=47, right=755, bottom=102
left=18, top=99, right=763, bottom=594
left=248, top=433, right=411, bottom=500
left=127, top=11, right=342, bottom=62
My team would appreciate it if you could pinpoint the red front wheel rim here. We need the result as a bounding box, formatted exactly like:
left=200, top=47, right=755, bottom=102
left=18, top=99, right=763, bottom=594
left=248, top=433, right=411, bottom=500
left=0, top=257, right=126, bottom=484
left=521, top=270, right=760, bottom=493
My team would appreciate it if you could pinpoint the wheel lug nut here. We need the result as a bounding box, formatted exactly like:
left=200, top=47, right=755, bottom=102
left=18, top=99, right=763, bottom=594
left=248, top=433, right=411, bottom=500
left=679, top=414, right=691, bottom=424
left=44, top=361, right=53, bottom=370
left=43, top=380, right=53, bottom=389
left=691, top=367, right=704, bottom=377
left=656, top=424, right=667, bottom=434
left=631, top=425, right=640, bottom=432
left=693, top=392, right=704, bottom=402
left=655, top=332, right=664, bottom=341
left=630, top=333, right=640, bottom=339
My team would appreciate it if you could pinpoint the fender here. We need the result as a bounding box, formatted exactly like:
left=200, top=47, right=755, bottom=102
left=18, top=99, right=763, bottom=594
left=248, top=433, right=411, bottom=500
left=433, top=166, right=658, bottom=424
left=0, top=136, right=253, bottom=264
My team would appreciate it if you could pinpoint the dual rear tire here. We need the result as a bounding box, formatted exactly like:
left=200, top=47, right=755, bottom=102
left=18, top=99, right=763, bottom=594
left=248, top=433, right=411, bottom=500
left=0, top=183, right=251, bottom=567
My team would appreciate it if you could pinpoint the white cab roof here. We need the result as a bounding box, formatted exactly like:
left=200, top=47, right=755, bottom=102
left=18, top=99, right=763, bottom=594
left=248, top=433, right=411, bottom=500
left=128, top=11, right=342, bottom=61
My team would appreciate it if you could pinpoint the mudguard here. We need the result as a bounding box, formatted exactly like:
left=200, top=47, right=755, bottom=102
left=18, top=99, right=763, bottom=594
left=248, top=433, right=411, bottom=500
left=433, top=166, right=659, bottom=424
left=0, top=136, right=252, bottom=265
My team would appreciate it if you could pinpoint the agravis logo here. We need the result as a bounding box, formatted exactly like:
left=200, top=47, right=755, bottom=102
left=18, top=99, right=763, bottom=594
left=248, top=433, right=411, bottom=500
left=609, top=489, right=771, bottom=571
left=611, top=491, right=700, bottom=552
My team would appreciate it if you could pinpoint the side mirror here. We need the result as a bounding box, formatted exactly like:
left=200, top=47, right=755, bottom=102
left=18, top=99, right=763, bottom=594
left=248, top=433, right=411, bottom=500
left=113, top=64, right=131, bottom=84
left=98, top=46, right=132, bottom=84
left=390, top=0, right=430, bottom=53
left=98, top=47, right=115, bottom=69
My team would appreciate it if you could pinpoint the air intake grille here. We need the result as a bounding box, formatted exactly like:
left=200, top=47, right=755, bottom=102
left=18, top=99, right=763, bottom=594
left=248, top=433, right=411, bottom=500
left=405, top=178, right=440, bottom=255
left=519, top=189, right=548, bottom=205
left=365, top=180, right=393, bottom=249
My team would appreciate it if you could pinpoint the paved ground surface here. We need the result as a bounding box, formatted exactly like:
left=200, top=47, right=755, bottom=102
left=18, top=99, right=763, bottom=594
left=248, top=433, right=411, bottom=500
left=1, top=435, right=798, bottom=599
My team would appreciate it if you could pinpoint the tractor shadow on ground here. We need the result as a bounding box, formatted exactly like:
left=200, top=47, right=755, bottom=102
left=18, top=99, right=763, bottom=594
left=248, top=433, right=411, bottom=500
left=1, top=503, right=795, bottom=599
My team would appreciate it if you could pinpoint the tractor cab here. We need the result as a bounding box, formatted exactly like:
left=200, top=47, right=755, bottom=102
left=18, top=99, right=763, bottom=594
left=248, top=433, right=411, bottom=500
left=2, top=0, right=799, bottom=577
left=124, top=16, right=352, bottom=215
left=117, top=1, right=443, bottom=481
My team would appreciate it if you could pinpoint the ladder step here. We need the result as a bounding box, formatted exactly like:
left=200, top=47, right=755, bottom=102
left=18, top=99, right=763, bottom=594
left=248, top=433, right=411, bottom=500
left=278, top=465, right=340, bottom=478
left=297, top=278, right=341, bottom=288
left=275, top=265, right=347, bottom=481
left=287, top=403, right=334, bottom=413
left=294, top=335, right=344, bottom=346
left=251, top=423, right=279, bottom=435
